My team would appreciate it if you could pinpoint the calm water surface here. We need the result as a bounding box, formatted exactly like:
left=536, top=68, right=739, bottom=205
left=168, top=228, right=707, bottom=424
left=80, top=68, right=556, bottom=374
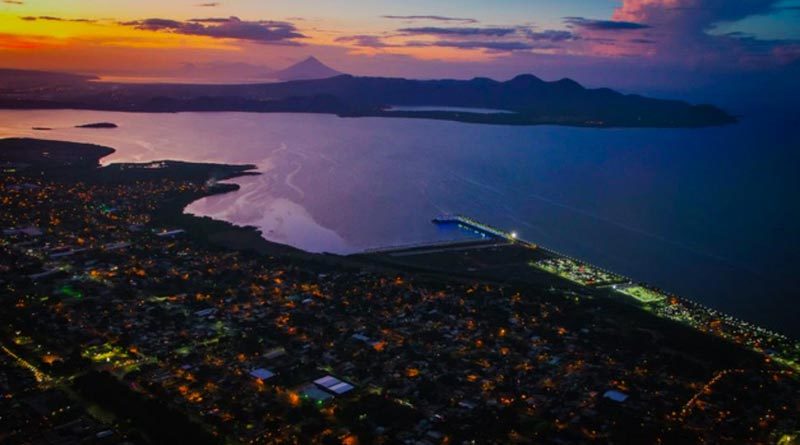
left=386, top=106, right=515, bottom=114
left=0, top=110, right=797, bottom=335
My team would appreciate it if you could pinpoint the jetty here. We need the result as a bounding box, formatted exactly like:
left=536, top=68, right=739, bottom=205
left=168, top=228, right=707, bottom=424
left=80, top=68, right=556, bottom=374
left=432, top=214, right=535, bottom=247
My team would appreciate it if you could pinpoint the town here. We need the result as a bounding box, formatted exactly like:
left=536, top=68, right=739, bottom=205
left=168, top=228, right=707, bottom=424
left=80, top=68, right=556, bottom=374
left=1, top=139, right=799, bottom=444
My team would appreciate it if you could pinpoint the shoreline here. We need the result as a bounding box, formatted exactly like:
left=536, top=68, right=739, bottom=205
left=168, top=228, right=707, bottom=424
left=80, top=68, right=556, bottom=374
left=0, top=71, right=737, bottom=128
left=2, top=137, right=795, bottom=344
left=176, top=166, right=800, bottom=354
left=364, top=226, right=800, bottom=336
left=0, top=105, right=735, bottom=129
left=2, top=137, right=798, bottom=444
left=3, top=136, right=797, bottom=345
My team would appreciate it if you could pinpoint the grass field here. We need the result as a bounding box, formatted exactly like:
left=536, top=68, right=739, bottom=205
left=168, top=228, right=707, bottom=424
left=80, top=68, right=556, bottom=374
left=617, top=285, right=667, bottom=303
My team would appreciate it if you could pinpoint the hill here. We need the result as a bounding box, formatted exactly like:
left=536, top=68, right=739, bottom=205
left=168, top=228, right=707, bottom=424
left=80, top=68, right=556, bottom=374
left=0, top=70, right=735, bottom=127
left=0, top=68, right=96, bottom=89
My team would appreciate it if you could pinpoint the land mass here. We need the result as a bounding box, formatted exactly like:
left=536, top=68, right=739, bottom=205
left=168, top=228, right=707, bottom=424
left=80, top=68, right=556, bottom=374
left=76, top=122, right=118, bottom=129
left=0, top=68, right=734, bottom=128
left=1, top=138, right=797, bottom=444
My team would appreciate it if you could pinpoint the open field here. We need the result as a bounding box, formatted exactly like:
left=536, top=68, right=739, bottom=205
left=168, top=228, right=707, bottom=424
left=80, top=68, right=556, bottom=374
left=617, top=285, right=668, bottom=303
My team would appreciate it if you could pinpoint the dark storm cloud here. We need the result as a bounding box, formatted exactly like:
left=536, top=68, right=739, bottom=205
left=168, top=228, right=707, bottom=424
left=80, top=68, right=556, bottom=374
left=197, top=2, right=220, bottom=6
left=120, top=16, right=305, bottom=44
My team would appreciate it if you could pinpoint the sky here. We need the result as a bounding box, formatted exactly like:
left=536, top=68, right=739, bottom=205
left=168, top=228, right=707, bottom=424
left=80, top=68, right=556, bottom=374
left=1, top=0, right=799, bottom=100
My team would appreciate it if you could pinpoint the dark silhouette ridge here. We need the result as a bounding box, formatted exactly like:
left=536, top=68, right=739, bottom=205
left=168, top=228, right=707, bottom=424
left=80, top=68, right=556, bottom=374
left=76, top=122, right=118, bottom=128
left=271, top=56, right=343, bottom=81
left=0, top=68, right=735, bottom=127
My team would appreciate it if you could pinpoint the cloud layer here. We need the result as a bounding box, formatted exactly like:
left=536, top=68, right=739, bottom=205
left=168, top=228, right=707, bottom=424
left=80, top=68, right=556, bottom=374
left=121, top=16, right=305, bottom=45
left=564, top=17, right=650, bottom=30
left=397, top=26, right=518, bottom=37
left=382, top=15, right=477, bottom=24
left=2, top=0, right=798, bottom=93
left=21, top=15, right=96, bottom=23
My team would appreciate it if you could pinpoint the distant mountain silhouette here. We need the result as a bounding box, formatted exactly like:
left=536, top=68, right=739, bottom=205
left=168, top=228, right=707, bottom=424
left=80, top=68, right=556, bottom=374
left=0, top=68, right=735, bottom=127
left=271, top=57, right=342, bottom=81
left=0, top=68, right=95, bottom=89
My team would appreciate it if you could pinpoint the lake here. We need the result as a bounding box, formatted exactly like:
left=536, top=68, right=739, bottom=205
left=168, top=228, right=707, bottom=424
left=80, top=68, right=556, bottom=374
left=386, top=106, right=515, bottom=114
left=0, top=110, right=797, bottom=335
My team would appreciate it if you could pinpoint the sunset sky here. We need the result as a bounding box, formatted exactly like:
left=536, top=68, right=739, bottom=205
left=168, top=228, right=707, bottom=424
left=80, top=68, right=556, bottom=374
left=1, top=0, right=799, bottom=96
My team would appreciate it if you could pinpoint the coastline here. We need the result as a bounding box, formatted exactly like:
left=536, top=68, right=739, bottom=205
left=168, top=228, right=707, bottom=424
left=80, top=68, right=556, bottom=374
left=171, top=177, right=800, bottom=367
left=2, top=137, right=797, bottom=444
left=0, top=72, right=737, bottom=129
left=0, top=103, right=735, bottom=130
left=3, top=137, right=796, bottom=350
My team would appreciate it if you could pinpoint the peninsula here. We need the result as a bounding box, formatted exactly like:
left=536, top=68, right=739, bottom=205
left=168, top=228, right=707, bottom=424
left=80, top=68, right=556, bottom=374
left=0, top=69, right=734, bottom=128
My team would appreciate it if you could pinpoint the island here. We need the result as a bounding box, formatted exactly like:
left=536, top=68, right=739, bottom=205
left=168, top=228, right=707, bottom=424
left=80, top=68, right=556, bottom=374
left=0, top=69, right=735, bottom=128
left=1, top=138, right=797, bottom=445
left=75, top=122, right=118, bottom=129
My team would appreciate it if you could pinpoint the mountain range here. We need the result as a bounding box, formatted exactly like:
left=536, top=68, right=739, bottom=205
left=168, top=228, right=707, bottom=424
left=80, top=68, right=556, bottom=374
left=0, top=65, right=735, bottom=128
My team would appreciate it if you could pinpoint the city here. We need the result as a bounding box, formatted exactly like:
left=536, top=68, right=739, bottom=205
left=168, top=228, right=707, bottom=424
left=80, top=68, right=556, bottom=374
left=1, top=1, right=799, bottom=443
left=1, top=139, right=798, bottom=444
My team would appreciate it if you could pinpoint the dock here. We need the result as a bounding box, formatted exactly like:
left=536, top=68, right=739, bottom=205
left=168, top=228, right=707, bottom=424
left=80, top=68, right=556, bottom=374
left=357, top=215, right=800, bottom=373
left=432, top=214, right=536, bottom=247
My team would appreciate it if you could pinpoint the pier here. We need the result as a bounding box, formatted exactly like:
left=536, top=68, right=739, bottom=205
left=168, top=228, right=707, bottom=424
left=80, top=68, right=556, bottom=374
left=360, top=215, right=799, bottom=373
left=432, top=214, right=535, bottom=247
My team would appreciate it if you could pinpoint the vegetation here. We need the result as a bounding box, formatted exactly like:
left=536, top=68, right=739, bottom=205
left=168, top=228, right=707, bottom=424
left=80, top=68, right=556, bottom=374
left=73, top=371, right=220, bottom=445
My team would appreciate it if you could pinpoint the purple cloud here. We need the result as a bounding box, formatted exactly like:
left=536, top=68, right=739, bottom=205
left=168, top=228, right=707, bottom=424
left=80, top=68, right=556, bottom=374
left=526, top=29, right=577, bottom=42
left=121, top=16, right=305, bottom=45
left=564, top=16, right=650, bottom=30
left=336, top=35, right=395, bottom=48
left=382, top=15, right=478, bottom=24
left=406, top=40, right=550, bottom=51
left=20, top=15, right=96, bottom=23
left=610, top=0, right=799, bottom=68
left=398, top=27, right=518, bottom=37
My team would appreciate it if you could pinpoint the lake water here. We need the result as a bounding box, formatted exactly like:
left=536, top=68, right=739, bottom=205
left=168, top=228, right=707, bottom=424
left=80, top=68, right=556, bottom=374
left=386, top=106, right=515, bottom=114
left=0, top=110, right=797, bottom=335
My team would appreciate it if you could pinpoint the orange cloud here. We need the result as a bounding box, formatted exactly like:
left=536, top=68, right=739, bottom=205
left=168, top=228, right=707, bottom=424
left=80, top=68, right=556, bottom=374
left=0, top=14, right=242, bottom=51
left=0, top=33, right=57, bottom=50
